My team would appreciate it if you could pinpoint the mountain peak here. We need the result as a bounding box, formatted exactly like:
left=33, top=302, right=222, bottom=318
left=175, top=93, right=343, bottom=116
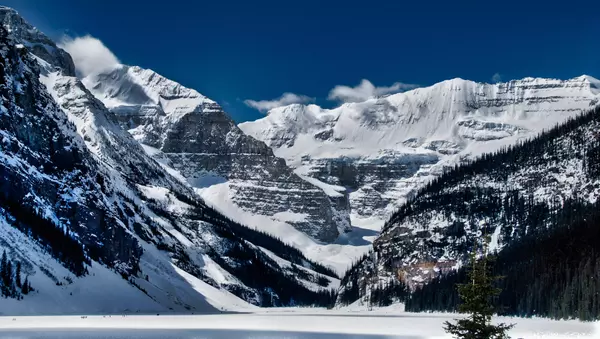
left=574, top=74, right=599, bottom=82
left=82, top=64, right=217, bottom=116
left=574, top=75, right=600, bottom=94
left=0, top=6, right=18, bottom=16
left=0, top=5, right=76, bottom=76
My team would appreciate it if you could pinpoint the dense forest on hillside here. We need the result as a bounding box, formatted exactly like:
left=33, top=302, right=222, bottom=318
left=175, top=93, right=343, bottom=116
left=355, top=199, right=600, bottom=320
left=384, top=104, right=600, bottom=235
left=406, top=199, right=600, bottom=320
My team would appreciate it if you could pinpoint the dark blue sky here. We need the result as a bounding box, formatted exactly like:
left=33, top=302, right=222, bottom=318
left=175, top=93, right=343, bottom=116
left=5, top=0, right=599, bottom=122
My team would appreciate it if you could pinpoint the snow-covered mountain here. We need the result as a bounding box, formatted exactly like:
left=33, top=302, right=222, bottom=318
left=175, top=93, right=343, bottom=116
left=81, top=64, right=351, bottom=243
left=2, top=3, right=600, bottom=316
left=240, top=77, right=600, bottom=230
left=336, top=103, right=600, bottom=307
left=0, top=6, right=338, bottom=314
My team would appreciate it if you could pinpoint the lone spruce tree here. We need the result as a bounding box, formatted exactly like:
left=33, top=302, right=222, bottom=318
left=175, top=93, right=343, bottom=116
left=443, top=235, right=514, bottom=339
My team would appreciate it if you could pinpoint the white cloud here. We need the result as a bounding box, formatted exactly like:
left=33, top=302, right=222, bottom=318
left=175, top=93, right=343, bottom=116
left=244, top=93, right=314, bottom=113
left=492, top=72, right=502, bottom=83
left=328, top=79, right=418, bottom=103
left=59, top=35, right=120, bottom=77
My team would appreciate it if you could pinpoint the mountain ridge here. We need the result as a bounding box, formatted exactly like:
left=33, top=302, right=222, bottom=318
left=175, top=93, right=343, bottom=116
left=240, top=75, right=599, bottom=230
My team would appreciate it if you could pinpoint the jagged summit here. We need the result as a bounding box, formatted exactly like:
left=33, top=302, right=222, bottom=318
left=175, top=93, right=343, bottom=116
left=83, top=64, right=218, bottom=117
left=0, top=6, right=75, bottom=76
left=82, top=64, right=271, bottom=154
left=577, top=74, right=600, bottom=94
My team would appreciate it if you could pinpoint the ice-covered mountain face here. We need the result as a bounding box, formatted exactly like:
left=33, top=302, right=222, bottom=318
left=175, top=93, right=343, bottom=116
left=239, top=77, right=600, bottom=228
left=82, top=64, right=351, bottom=242
left=0, top=7, right=340, bottom=314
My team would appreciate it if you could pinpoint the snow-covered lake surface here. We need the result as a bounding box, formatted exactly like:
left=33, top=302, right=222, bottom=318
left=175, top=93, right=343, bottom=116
left=0, top=308, right=597, bottom=339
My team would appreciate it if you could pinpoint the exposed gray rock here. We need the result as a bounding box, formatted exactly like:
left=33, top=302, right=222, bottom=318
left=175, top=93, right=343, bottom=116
left=306, top=153, right=439, bottom=218
left=0, top=25, right=141, bottom=275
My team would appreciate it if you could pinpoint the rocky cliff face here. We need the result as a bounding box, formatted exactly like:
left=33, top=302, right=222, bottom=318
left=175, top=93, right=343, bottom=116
left=82, top=65, right=350, bottom=242
left=240, top=77, right=600, bottom=228
left=0, top=22, right=141, bottom=277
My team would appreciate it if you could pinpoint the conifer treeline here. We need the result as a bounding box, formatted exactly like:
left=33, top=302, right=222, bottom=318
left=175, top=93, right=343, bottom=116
left=0, top=250, right=32, bottom=299
left=366, top=279, right=410, bottom=307
left=361, top=200, right=600, bottom=320
left=182, top=199, right=339, bottom=307
left=0, top=193, right=89, bottom=276
left=384, top=105, right=600, bottom=233
left=176, top=191, right=338, bottom=279
left=406, top=199, right=600, bottom=320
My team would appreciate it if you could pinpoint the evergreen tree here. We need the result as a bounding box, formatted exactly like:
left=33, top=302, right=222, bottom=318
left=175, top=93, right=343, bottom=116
left=0, top=251, right=6, bottom=276
left=21, top=276, right=29, bottom=295
left=5, top=260, right=13, bottom=296
left=15, top=261, right=21, bottom=288
left=444, top=237, right=513, bottom=339
left=0, top=250, right=6, bottom=296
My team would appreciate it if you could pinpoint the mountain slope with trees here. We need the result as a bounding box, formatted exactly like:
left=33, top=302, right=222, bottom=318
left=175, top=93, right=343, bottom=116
left=337, top=104, right=600, bottom=320
left=407, top=199, right=600, bottom=320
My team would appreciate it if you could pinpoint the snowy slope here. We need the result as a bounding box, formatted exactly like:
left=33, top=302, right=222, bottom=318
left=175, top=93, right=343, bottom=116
left=82, top=64, right=216, bottom=118
left=241, top=77, right=600, bottom=158
left=135, top=142, right=364, bottom=275
left=0, top=214, right=256, bottom=315
left=240, top=77, right=600, bottom=229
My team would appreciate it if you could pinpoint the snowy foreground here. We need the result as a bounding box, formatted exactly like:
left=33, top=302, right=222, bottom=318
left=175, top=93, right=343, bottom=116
left=0, top=308, right=597, bottom=339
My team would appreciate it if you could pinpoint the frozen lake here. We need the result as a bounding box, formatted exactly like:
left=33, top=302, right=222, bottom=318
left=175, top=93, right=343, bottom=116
left=0, top=329, right=396, bottom=339
left=0, top=310, right=597, bottom=338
